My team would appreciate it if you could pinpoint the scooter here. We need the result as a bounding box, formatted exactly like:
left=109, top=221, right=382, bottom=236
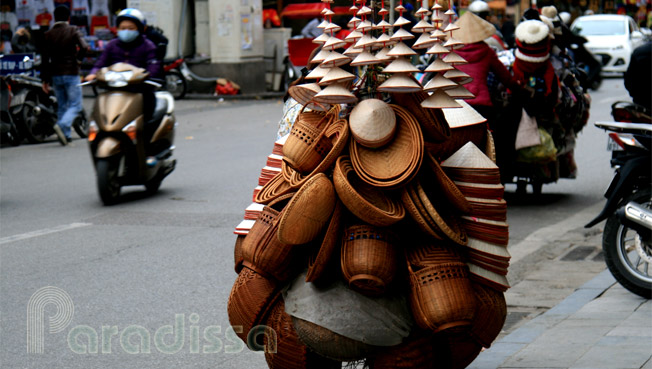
left=0, top=76, right=21, bottom=146
left=162, top=57, right=188, bottom=100
left=585, top=120, right=651, bottom=298
left=84, top=63, right=177, bottom=205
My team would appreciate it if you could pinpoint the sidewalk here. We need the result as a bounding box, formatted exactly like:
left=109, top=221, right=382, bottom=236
left=470, top=269, right=652, bottom=369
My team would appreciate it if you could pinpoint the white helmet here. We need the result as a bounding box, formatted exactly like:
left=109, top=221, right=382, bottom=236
left=117, top=8, right=146, bottom=31
left=559, top=11, right=571, bottom=25
left=468, top=0, right=490, bottom=14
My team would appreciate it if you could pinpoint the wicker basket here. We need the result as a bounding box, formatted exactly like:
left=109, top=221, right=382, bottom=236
left=341, top=225, right=398, bottom=296
left=407, top=261, right=476, bottom=333
left=255, top=171, right=294, bottom=205
left=234, top=235, right=245, bottom=274
left=227, top=266, right=280, bottom=347
left=426, top=122, right=487, bottom=161
left=292, top=316, right=377, bottom=361
left=470, top=282, right=507, bottom=348
left=368, top=330, right=437, bottom=369
left=333, top=156, right=405, bottom=227
left=305, top=201, right=343, bottom=283
left=423, top=151, right=472, bottom=214
left=390, top=91, right=451, bottom=143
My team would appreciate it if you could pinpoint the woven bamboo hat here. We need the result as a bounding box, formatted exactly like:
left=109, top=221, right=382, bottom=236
left=445, top=85, right=475, bottom=99
left=378, top=74, right=423, bottom=93
left=421, top=90, right=462, bottom=109
left=442, top=99, right=486, bottom=127
left=452, top=10, right=496, bottom=44
left=387, top=42, right=417, bottom=57
left=423, top=74, right=458, bottom=92
left=314, top=83, right=358, bottom=104
left=390, top=28, right=415, bottom=41
left=305, top=65, right=329, bottom=80
left=383, top=57, right=420, bottom=73
left=393, top=16, right=412, bottom=28
left=441, top=141, right=498, bottom=169
left=350, top=51, right=381, bottom=66
left=425, top=58, right=454, bottom=72
left=413, top=33, right=437, bottom=49
left=349, top=98, right=397, bottom=148
left=318, top=67, right=356, bottom=86
left=320, top=51, right=351, bottom=68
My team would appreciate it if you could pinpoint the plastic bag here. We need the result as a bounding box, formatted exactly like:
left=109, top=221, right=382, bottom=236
left=516, top=128, right=557, bottom=163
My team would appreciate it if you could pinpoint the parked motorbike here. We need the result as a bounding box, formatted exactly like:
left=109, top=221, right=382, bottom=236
left=585, top=120, right=651, bottom=298
left=84, top=63, right=176, bottom=205
left=162, top=57, right=188, bottom=100
left=0, top=76, right=21, bottom=146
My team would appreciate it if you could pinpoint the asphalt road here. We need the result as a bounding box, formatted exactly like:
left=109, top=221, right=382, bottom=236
left=0, top=77, right=628, bottom=368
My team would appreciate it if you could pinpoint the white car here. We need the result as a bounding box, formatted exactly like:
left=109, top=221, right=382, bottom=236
left=571, top=14, right=647, bottom=74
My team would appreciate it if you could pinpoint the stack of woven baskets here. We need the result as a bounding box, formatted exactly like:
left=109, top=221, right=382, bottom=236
left=229, top=0, right=511, bottom=367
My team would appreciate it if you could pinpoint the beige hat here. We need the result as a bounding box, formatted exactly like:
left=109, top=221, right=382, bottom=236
left=423, top=74, right=458, bottom=92
left=444, top=23, right=460, bottom=33
left=377, top=74, right=423, bottom=93
left=350, top=50, right=381, bottom=66
left=413, top=33, right=437, bottom=49
left=311, top=49, right=331, bottom=64
left=443, top=37, right=465, bottom=49
left=320, top=51, right=351, bottom=68
left=305, top=65, right=330, bottom=80
left=426, top=42, right=451, bottom=55
left=390, top=28, right=415, bottom=41
left=383, top=57, right=420, bottom=73
left=288, top=83, right=331, bottom=112
left=393, top=16, right=411, bottom=27
left=318, top=67, right=355, bottom=86
left=445, top=85, right=475, bottom=99
left=387, top=41, right=417, bottom=56
left=324, top=22, right=342, bottom=33
left=343, top=45, right=363, bottom=56
left=443, top=52, right=468, bottom=65
left=349, top=99, right=397, bottom=148
left=541, top=5, right=558, bottom=20
left=452, top=11, right=496, bottom=44
left=354, top=34, right=378, bottom=49
left=347, top=16, right=361, bottom=29
left=421, top=90, right=462, bottom=109
left=375, top=46, right=395, bottom=62
left=317, top=20, right=329, bottom=29
left=424, top=58, right=454, bottom=72
left=356, top=20, right=374, bottom=32
left=442, top=141, right=498, bottom=169
left=430, top=29, right=447, bottom=40
left=375, top=20, right=392, bottom=30
left=376, top=33, right=396, bottom=46
left=412, top=19, right=435, bottom=33
left=344, top=30, right=364, bottom=43
left=323, top=36, right=347, bottom=50
left=313, top=33, right=330, bottom=44
left=314, top=83, right=358, bottom=104
left=357, top=5, right=372, bottom=16
left=442, top=99, right=486, bottom=127
left=444, top=69, right=473, bottom=84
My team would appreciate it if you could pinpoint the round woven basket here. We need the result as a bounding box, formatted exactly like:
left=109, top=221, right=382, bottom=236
left=407, top=261, right=476, bottom=333
left=423, top=151, right=472, bottom=214
left=341, top=224, right=398, bottom=296
left=292, top=316, right=377, bottom=361
left=234, top=235, right=245, bottom=274
left=368, top=330, right=436, bottom=369
left=333, top=156, right=405, bottom=227
left=413, top=181, right=468, bottom=246
left=305, top=201, right=343, bottom=283
left=470, top=282, right=507, bottom=348
left=390, top=90, right=451, bottom=143
left=255, top=171, right=294, bottom=205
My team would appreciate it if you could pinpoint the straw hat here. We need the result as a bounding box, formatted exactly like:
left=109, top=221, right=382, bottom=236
left=426, top=42, right=450, bottom=55
left=313, top=33, right=330, bottom=44
left=350, top=51, right=381, bottom=66
left=314, top=83, right=358, bottom=104
left=287, top=83, right=330, bottom=112
left=375, top=20, right=392, bottom=30
left=323, top=36, right=347, bottom=49
left=343, top=45, right=363, bottom=57
left=412, top=19, right=435, bottom=33
left=390, top=28, right=415, bottom=41
left=445, top=85, right=475, bottom=99
left=383, top=57, right=420, bottom=73
left=356, top=20, right=374, bottom=32
left=318, top=67, right=355, bottom=86
left=421, top=90, right=462, bottom=109
left=348, top=16, right=362, bottom=28
left=423, top=74, right=458, bottom=91
left=413, top=33, right=438, bottom=49
left=320, top=51, right=351, bottom=68
left=349, top=99, right=397, bottom=148
left=443, top=69, right=473, bottom=84
left=424, top=58, right=453, bottom=72
left=452, top=11, right=496, bottom=44
left=443, top=37, right=464, bottom=49
left=442, top=141, right=498, bottom=169
left=387, top=42, right=417, bottom=57
left=443, top=52, right=468, bottom=65
left=324, top=22, right=341, bottom=33
left=393, top=16, right=411, bottom=27
left=378, top=74, right=423, bottom=93
left=305, top=65, right=330, bottom=80
left=442, top=99, right=487, bottom=128
left=345, top=30, right=363, bottom=43
left=430, top=29, right=447, bottom=40
left=354, top=34, right=378, bottom=49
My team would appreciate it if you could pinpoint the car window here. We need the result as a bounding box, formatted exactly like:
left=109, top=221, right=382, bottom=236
left=572, top=19, right=627, bottom=35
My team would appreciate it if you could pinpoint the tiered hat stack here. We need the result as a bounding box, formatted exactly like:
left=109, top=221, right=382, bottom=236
left=350, top=1, right=382, bottom=67
left=373, top=0, right=396, bottom=62
left=229, top=1, right=510, bottom=367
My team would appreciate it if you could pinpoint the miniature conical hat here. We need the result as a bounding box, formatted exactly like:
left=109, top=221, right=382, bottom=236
left=349, top=4, right=358, bottom=11
left=452, top=11, right=496, bottom=44
left=431, top=12, right=445, bottom=24
left=377, top=74, right=423, bottom=93
left=345, top=30, right=364, bottom=42
left=443, top=37, right=464, bottom=49
left=416, top=7, right=430, bottom=16
left=355, top=34, right=378, bottom=49
left=423, top=74, right=458, bottom=91
left=432, top=3, right=443, bottom=10
left=395, top=4, right=406, bottom=12
left=442, top=99, right=486, bottom=128
left=387, top=42, right=417, bottom=56
left=318, top=67, right=356, bottom=86
left=421, top=90, right=462, bottom=109
left=357, top=5, right=372, bottom=15
left=376, top=33, right=395, bottom=46
left=305, top=65, right=330, bottom=80
left=426, top=42, right=450, bottom=54
left=314, top=83, right=358, bottom=104
left=379, top=8, right=389, bottom=16
left=393, top=16, right=412, bottom=28
left=390, top=28, right=415, bottom=41
left=444, top=23, right=460, bottom=32
left=424, top=58, right=453, bottom=72
left=351, top=50, right=380, bottom=66
left=288, top=83, right=321, bottom=105
left=375, top=20, right=392, bottom=30
left=444, top=9, right=456, bottom=16
left=375, top=46, right=395, bottom=62
left=348, top=16, right=362, bottom=28
left=413, top=32, right=437, bottom=49
left=442, top=141, right=498, bottom=168
left=444, top=69, right=473, bottom=84
left=324, top=36, right=347, bottom=49
left=317, top=20, right=329, bottom=29
left=445, top=85, right=475, bottom=99
left=323, top=8, right=335, bottom=16
left=383, top=57, right=420, bottom=73
left=412, top=19, right=435, bottom=33
left=443, top=52, right=468, bottom=65
left=343, top=45, right=363, bottom=56
left=320, top=51, right=351, bottom=68
left=311, top=49, right=331, bottom=64
left=430, top=29, right=447, bottom=39
left=313, top=33, right=331, bottom=44
left=356, top=20, right=374, bottom=32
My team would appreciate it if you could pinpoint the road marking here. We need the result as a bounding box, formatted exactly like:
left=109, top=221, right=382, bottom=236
left=0, top=223, right=92, bottom=245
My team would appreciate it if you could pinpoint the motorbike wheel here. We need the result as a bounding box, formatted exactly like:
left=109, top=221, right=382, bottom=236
left=20, top=104, right=48, bottom=144
left=164, top=70, right=187, bottom=100
left=96, top=158, right=121, bottom=205
left=144, top=178, right=162, bottom=194
left=602, top=188, right=652, bottom=299
left=72, top=110, right=89, bottom=138
left=590, top=75, right=602, bottom=91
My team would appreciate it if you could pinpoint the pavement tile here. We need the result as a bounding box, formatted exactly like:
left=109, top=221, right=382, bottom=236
left=500, top=315, right=566, bottom=344
left=571, top=337, right=651, bottom=369
left=579, top=270, right=615, bottom=289
left=531, top=324, right=612, bottom=346
left=607, top=324, right=652, bottom=337
left=643, top=358, right=652, bottom=369
left=467, top=343, right=526, bottom=369
left=545, top=288, right=604, bottom=316
left=501, top=342, right=591, bottom=368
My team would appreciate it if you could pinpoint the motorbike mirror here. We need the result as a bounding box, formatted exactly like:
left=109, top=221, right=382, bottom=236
left=570, top=43, right=579, bottom=49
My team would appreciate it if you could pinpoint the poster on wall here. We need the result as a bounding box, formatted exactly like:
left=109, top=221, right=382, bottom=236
left=241, top=13, right=252, bottom=50
left=15, top=0, right=36, bottom=27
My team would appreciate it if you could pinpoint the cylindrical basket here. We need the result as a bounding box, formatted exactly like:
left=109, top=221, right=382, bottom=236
left=283, top=106, right=339, bottom=174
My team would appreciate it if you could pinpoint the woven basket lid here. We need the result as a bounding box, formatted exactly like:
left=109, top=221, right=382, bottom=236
left=348, top=16, right=361, bottom=28
left=421, top=90, right=462, bottom=109
left=390, top=28, right=415, bottom=41
left=305, top=65, right=330, bottom=80
left=375, top=20, right=392, bottom=30
left=343, top=45, right=363, bottom=56
left=452, top=11, right=497, bottom=44
left=444, top=69, right=473, bottom=84
left=387, top=42, right=417, bottom=57
left=412, top=19, right=435, bottom=33
left=426, top=42, right=451, bottom=55
left=313, top=33, right=331, bottom=44
left=393, top=16, right=411, bottom=28
left=319, top=67, right=356, bottom=86
left=305, top=201, right=343, bottom=283
left=443, top=37, right=465, bottom=49
left=356, top=20, right=374, bottom=32
left=423, top=74, right=458, bottom=91
left=278, top=173, right=336, bottom=245
left=442, top=142, right=498, bottom=169
left=430, top=29, right=447, bottom=39
left=320, top=51, right=351, bottom=68
left=314, top=83, right=358, bottom=104
left=351, top=50, right=381, bottom=66
left=443, top=52, right=468, bottom=65
left=425, top=58, right=454, bottom=72
left=375, top=46, right=395, bottom=62
left=413, top=32, right=437, bottom=49
left=378, top=74, right=423, bottom=93
left=354, top=34, right=378, bottom=49
left=349, top=99, right=397, bottom=148
left=445, top=85, right=475, bottom=99
left=383, top=57, right=420, bottom=73
left=325, top=22, right=342, bottom=33
left=345, top=30, right=364, bottom=42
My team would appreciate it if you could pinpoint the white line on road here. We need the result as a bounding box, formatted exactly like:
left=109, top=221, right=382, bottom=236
left=0, top=223, right=92, bottom=245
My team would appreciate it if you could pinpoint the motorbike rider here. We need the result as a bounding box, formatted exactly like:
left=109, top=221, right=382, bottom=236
left=624, top=41, right=651, bottom=112
left=85, top=8, right=162, bottom=149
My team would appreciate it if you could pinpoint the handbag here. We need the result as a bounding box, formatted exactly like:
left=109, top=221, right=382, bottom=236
left=514, top=108, right=541, bottom=150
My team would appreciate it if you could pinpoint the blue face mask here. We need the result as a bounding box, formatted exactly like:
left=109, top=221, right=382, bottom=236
left=117, top=29, right=139, bottom=43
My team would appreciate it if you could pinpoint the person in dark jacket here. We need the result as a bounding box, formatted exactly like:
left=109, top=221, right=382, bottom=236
left=85, top=8, right=161, bottom=128
left=624, top=41, right=651, bottom=112
left=41, top=6, right=88, bottom=143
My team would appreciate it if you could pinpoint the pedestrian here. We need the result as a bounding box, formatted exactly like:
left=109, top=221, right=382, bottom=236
left=85, top=8, right=161, bottom=129
left=41, top=5, right=88, bottom=144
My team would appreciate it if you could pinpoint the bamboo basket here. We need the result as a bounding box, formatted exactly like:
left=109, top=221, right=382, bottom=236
left=292, top=316, right=377, bottom=361
left=234, top=235, right=245, bottom=274
left=470, top=282, right=507, bottom=348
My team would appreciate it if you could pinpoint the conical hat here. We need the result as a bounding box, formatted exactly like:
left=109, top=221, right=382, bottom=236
left=288, top=83, right=320, bottom=106
left=314, top=83, right=358, bottom=104
left=377, top=74, right=423, bottom=93
left=317, top=20, right=329, bottom=29
left=393, top=16, right=412, bottom=28
left=375, top=20, right=392, bottom=30
left=432, top=3, right=443, bottom=10
left=357, top=5, right=372, bottom=15
left=430, top=29, right=447, bottom=39
left=444, top=69, right=473, bottom=84
left=375, top=46, right=395, bottom=62
left=452, top=11, right=496, bottom=44
left=395, top=4, right=406, bottom=12
left=444, top=23, right=460, bottom=32
left=387, top=42, right=417, bottom=57
left=445, top=85, right=475, bottom=99
left=424, top=58, right=453, bottom=72
left=442, top=99, right=486, bottom=127
left=445, top=9, right=456, bottom=16
left=323, top=36, right=347, bottom=49
left=412, top=19, right=435, bottom=33
left=318, top=67, right=356, bottom=86
left=349, top=99, right=397, bottom=147
left=356, top=20, right=374, bottom=32
left=416, top=7, right=430, bottom=16
left=423, top=74, right=457, bottom=91
left=350, top=50, right=381, bottom=66
left=412, top=32, right=437, bottom=49
left=379, top=8, right=389, bottom=16
left=320, top=51, right=351, bottom=68
left=431, top=12, right=445, bottom=24
left=349, top=4, right=358, bottom=12
left=311, top=49, right=331, bottom=64
left=390, top=28, right=415, bottom=41
left=443, top=37, right=464, bottom=49
left=421, top=90, right=462, bottom=109
left=354, top=34, right=378, bottom=49
left=443, top=52, right=468, bottom=65
left=344, top=30, right=364, bottom=43
left=322, top=8, right=335, bottom=16
left=325, top=22, right=342, bottom=33
left=305, top=65, right=330, bottom=80
left=313, top=33, right=330, bottom=44
left=442, top=141, right=498, bottom=168
left=343, top=45, right=363, bottom=56
left=383, top=57, right=420, bottom=73
left=376, top=33, right=395, bottom=46
left=426, top=42, right=450, bottom=55
left=347, top=16, right=362, bottom=28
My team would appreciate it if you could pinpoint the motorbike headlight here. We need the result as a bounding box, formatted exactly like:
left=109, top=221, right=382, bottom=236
left=88, top=121, right=98, bottom=142
left=104, top=71, right=134, bottom=87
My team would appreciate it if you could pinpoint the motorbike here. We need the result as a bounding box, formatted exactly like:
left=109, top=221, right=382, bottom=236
left=585, top=120, right=651, bottom=298
left=162, top=57, right=189, bottom=100
left=84, top=63, right=177, bottom=205
left=0, top=76, right=21, bottom=146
